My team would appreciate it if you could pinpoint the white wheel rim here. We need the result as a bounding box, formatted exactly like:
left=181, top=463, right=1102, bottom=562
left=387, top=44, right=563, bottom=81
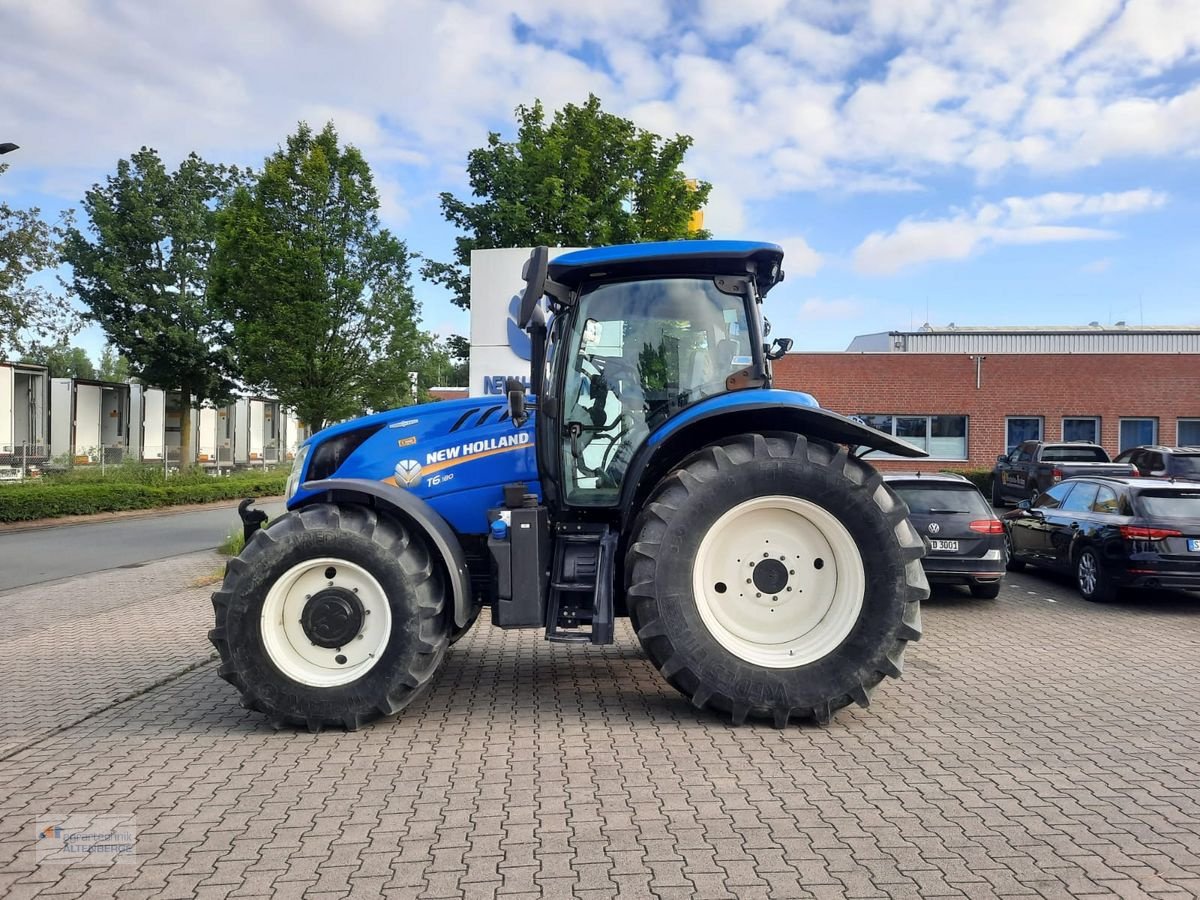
left=260, top=557, right=392, bottom=687
left=692, top=495, right=866, bottom=669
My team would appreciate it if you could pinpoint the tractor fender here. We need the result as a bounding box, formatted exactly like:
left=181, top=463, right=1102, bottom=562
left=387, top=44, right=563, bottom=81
left=619, top=390, right=926, bottom=522
left=294, top=478, right=473, bottom=628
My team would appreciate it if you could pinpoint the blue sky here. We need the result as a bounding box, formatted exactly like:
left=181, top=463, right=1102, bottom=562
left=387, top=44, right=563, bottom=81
left=3, top=0, right=1199, bottom=358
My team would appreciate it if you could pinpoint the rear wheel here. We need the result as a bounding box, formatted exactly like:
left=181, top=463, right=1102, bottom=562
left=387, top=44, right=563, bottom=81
left=970, top=581, right=1001, bottom=599
left=1004, top=531, right=1026, bottom=571
left=209, top=504, right=448, bottom=731
left=1075, top=547, right=1117, bottom=603
left=626, top=433, right=927, bottom=726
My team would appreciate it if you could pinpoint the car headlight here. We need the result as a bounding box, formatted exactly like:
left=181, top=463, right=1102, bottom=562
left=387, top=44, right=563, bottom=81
left=286, top=443, right=311, bottom=501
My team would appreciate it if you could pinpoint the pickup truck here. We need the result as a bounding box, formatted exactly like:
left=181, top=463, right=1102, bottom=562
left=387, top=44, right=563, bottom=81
left=992, top=441, right=1136, bottom=506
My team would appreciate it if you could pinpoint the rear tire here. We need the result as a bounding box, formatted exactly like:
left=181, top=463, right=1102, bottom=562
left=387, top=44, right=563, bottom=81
left=209, top=504, right=448, bottom=731
left=1004, top=531, right=1026, bottom=571
left=626, top=433, right=927, bottom=726
left=970, top=581, right=1001, bottom=599
left=1075, top=547, right=1117, bottom=603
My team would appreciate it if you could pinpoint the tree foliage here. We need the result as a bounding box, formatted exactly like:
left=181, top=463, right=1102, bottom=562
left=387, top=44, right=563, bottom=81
left=21, top=340, right=96, bottom=380
left=62, top=148, right=242, bottom=465
left=211, top=123, right=424, bottom=432
left=425, top=94, right=711, bottom=309
left=97, top=344, right=131, bottom=382
left=0, top=164, right=78, bottom=357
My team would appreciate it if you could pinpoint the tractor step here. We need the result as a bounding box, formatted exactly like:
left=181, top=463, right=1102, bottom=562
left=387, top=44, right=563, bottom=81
left=545, top=524, right=617, bottom=645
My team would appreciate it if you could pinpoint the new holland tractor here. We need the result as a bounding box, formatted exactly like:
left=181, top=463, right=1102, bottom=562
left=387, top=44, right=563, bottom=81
left=211, top=241, right=928, bottom=730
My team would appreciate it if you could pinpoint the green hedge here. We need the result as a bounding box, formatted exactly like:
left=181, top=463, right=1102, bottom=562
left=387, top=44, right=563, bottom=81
left=0, top=474, right=287, bottom=522
left=938, top=468, right=994, bottom=494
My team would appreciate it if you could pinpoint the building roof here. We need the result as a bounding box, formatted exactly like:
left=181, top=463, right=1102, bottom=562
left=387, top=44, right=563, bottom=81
left=846, top=324, right=1200, bottom=354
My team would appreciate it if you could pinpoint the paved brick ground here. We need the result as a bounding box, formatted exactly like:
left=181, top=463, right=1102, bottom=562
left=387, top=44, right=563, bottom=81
left=0, top=557, right=1199, bottom=899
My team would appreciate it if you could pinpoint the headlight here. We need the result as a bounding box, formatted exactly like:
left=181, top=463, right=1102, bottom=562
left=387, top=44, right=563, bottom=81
left=286, top=443, right=311, bottom=501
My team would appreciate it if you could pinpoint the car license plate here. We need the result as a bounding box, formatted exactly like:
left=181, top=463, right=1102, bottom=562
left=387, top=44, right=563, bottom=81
left=929, top=539, right=959, bottom=552
left=1188, top=539, right=1200, bottom=552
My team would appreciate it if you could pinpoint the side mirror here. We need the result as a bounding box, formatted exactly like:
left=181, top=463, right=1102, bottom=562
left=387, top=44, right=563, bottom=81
left=506, top=377, right=528, bottom=427
left=996, top=455, right=1007, bottom=464
left=765, top=337, right=793, bottom=361
left=1017, top=499, right=1032, bottom=510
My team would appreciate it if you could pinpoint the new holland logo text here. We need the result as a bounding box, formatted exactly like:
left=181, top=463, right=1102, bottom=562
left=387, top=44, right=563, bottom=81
left=425, top=432, right=530, bottom=466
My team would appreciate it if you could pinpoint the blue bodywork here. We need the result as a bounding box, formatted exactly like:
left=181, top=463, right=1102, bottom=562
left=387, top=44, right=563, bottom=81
left=290, top=395, right=539, bottom=535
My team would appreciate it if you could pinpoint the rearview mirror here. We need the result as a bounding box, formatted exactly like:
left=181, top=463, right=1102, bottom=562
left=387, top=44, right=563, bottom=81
left=765, top=337, right=793, bottom=360
left=506, top=377, right=528, bottom=427
left=519, top=246, right=549, bottom=328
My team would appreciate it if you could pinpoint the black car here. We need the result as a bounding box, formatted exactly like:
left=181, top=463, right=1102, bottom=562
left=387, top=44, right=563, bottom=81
left=1113, top=445, right=1200, bottom=482
left=885, top=473, right=1006, bottom=599
left=1003, top=476, right=1200, bottom=602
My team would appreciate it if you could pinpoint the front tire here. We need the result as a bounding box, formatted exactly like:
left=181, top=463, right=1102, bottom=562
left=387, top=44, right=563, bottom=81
left=991, top=476, right=1004, bottom=507
left=626, top=434, right=927, bottom=726
left=209, top=504, right=448, bottom=731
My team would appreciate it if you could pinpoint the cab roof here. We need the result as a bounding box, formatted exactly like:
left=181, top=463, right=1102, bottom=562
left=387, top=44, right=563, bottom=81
left=547, top=240, right=785, bottom=295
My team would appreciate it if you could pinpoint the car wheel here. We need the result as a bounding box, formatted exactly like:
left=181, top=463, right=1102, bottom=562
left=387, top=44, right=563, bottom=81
left=990, top=477, right=1004, bottom=507
left=1004, top=531, right=1025, bottom=571
left=1075, top=547, right=1116, bottom=603
left=970, top=580, right=1001, bottom=600
left=1027, top=483, right=1040, bottom=505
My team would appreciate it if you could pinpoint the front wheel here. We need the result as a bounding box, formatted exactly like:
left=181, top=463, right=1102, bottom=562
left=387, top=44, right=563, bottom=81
left=209, top=504, right=449, bottom=731
left=626, top=433, right=927, bottom=727
left=990, top=476, right=1004, bottom=507
left=1075, top=547, right=1117, bottom=603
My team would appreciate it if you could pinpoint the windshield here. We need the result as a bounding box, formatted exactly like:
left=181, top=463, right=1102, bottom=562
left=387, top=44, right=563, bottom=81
left=1173, top=455, right=1200, bottom=475
left=891, top=484, right=992, bottom=516
left=560, top=277, right=752, bottom=506
left=1134, top=490, right=1200, bottom=518
left=1040, top=446, right=1109, bottom=462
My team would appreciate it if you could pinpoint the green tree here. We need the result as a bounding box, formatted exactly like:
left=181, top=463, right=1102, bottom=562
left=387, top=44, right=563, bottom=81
left=96, top=344, right=131, bottom=382
left=425, top=94, right=711, bottom=309
left=62, top=148, right=242, bottom=467
left=0, top=163, right=78, bottom=357
left=211, top=122, right=423, bottom=432
left=20, top=340, right=96, bottom=379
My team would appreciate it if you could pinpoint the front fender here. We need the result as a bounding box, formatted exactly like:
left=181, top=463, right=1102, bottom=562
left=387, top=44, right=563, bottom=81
left=293, top=478, right=473, bottom=628
left=620, top=390, right=925, bottom=519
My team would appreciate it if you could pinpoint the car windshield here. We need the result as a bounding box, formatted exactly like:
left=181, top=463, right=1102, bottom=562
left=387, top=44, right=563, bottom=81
left=1040, top=446, right=1109, bottom=462
left=1134, top=490, right=1200, bottom=518
left=1173, top=455, right=1200, bottom=475
left=891, top=484, right=992, bottom=516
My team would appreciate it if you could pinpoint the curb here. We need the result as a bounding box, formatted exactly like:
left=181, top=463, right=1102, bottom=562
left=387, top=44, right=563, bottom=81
left=0, top=496, right=284, bottom=535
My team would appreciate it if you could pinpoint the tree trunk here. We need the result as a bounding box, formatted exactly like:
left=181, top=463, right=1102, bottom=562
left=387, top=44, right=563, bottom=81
left=178, top=385, right=193, bottom=471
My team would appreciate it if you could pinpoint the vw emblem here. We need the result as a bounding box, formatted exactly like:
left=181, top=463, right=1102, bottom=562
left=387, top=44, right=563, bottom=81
left=927, top=522, right=941, bottom=535
left=394, top=459, right=423, bottom=486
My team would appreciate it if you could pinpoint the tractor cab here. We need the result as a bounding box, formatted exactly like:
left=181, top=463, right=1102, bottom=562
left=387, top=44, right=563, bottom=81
left=515, top=241, right=797, bottom=511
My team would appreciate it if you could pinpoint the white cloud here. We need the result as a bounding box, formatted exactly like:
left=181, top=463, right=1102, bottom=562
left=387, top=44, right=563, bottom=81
left=854, top=189, right=1166, bottom=275
left=776, top=236, right=823, bottom=276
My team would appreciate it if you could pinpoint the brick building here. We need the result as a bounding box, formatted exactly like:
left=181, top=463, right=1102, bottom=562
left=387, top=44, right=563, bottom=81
left=772, top=326, right=1200, bottom=472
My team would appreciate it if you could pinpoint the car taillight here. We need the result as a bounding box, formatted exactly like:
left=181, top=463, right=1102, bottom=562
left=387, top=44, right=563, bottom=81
left=1051, top=467, right=1063, bottom=483
left=1119, top=525, right=1182, bottom=541
left=969, top=519, right=1005, bottom=534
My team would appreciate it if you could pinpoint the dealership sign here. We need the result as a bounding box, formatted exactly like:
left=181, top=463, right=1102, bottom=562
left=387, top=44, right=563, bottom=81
left=468, top=247, right=578, bottom=396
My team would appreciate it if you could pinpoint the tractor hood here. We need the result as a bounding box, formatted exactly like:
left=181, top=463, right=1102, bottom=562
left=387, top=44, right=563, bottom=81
left=289, top=395, right=538, bottom=535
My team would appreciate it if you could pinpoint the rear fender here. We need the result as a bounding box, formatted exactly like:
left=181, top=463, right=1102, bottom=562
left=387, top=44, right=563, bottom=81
left=293, top=478, right=473, bottom=628
left=619, top=390, right=925, bottom=525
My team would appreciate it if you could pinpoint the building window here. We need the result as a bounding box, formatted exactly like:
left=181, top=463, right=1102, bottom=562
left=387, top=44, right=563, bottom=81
left=1179, top=419, right=1200, bottom=446
left=1062, top=416, right=1100, bottom=443
left=858, top=414, right=968, bottom=460
left=1119, top=418, right=1157, bottom=452
left=1006, top=417, right=1042, bottom=451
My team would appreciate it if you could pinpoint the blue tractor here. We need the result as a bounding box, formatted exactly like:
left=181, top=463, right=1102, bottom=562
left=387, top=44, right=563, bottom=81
left=211, top=241, right=928, bottom=730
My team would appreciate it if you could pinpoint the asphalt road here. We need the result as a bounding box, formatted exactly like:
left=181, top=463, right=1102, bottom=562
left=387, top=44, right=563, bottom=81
left=0, top=500, right=285, bottom=592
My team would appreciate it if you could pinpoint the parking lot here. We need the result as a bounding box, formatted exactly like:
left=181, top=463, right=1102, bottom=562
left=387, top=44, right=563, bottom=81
left=1, top=552, right=1199, bottom=899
